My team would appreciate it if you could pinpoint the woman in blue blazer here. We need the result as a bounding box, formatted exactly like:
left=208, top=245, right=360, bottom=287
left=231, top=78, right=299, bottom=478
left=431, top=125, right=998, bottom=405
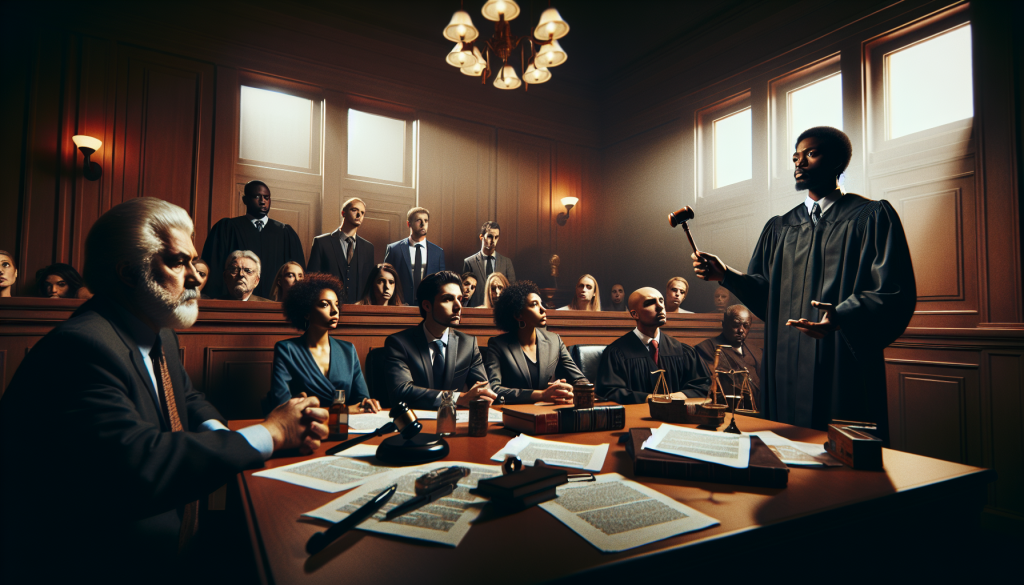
left=261, top=273, right=379, bottom=415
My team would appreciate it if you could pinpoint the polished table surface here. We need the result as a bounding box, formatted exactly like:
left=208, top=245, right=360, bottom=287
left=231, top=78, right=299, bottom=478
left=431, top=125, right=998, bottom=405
left=231, top=406, right=994, bottom=584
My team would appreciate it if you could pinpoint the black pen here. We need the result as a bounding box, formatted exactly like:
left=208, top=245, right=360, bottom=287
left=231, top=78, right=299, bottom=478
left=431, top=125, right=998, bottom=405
left=306, top=484, right=397, bottom=555
left=384, top=483, right=456, bottom=521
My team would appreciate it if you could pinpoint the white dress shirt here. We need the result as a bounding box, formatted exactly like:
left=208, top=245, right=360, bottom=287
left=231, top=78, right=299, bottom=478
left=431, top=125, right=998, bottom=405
left=803, top=189, right=842, bottom=218
left=633, top=327, right=661, bottom=347
left=250, top=216, right=267, bottom=231
left=422, top=323, right=460, bottom=406
left=408, top=238, right=428, bottom=280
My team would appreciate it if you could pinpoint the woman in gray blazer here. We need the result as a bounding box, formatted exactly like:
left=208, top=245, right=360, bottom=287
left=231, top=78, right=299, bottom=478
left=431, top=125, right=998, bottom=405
left=485, top=280, right=588, bottom=404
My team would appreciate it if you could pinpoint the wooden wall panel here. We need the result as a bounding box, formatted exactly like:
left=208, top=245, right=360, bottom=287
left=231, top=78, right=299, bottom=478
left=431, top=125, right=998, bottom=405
left=496, top=131, right=552, bottom=285
left=897, top=374, right=967, bottom=463
left=203, top=347, right=275, bottom=420
left=988, top=353, right=1024, bottom=517
left=900, top=189, right=962, bottom=298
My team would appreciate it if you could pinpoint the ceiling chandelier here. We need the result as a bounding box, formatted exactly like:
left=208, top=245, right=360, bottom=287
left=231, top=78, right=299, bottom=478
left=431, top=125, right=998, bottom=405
left=443, top=1, right=570, bottom=90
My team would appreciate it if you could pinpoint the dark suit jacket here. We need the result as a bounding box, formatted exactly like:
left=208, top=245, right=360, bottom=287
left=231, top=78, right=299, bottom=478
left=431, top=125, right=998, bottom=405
left=0, top=297, right=263, bottom=581
left=462, top=251, right=516, bottom=307
left=483, top=329, right=585, bottom=403
left=383, top=325, right=487, bottom=409
left=383, top=238, right=446, bottom=307
left=308, top=231, right=375, bottom=303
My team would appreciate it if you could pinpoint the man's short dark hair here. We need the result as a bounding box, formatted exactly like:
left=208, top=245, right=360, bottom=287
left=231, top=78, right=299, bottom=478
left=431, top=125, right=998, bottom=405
left=479, top=220, right=500, bottom=236
left=417, top=270, right=462, bottom=318
left=243, top=180, right=270, bottom=198
left=282, top=273, right=346, bottom=330
left=493, top=280, right=540, bottom=333
left=723, top=304, right=750, bottom=323
left=460, top=272, right=478, bottom=285
left=795, top=126, right=853, bottom=179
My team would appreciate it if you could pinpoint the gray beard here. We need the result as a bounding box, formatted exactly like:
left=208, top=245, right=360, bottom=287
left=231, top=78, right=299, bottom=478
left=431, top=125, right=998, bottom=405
left=136, top=273, right=200, bottom=329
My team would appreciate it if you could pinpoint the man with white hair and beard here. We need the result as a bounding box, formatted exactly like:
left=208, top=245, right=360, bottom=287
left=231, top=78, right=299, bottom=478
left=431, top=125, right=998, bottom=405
left=0, top=198, right=329, bottom=583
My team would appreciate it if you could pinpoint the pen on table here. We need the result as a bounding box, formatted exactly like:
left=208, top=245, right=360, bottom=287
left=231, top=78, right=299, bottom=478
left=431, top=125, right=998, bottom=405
left=306, top=484, right=397, bottom=555
left=384, top=483, right=456, bottom=521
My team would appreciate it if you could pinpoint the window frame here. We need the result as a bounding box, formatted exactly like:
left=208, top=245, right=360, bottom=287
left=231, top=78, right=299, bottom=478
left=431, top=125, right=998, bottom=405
left=769, top=54, right=842, bottom=183
left=344, top=97, right=418, bottom=190
left=696, top=91, right=753, bottom=200
left=237, top=73, right=324, bottom=176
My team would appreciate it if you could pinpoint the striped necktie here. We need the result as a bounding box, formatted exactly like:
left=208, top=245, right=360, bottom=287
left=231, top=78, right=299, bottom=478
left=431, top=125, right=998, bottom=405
left=811, top=202, right=822, bottom=227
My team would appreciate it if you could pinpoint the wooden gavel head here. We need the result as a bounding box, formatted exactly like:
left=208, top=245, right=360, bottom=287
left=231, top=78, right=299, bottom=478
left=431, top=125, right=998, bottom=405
left=390, top=402, right=423, bottom=439
left=668, top=206, right=695, bottom=227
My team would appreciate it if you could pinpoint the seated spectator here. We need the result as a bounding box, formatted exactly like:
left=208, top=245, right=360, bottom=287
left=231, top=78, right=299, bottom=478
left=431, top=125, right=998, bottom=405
left=481, top=271, right=509, bottom=309
left=665, top=276, right=694, bottom=313
left=485, top=280, right=585, bottom=404
left=695, top=305, right=760, bottom=401
left=596, top=287, right=709, bottom=404
left=460, top=272, right=478, bottom=307
left=261, top=273, right=378, bottom=415
left=714, top=285, right=731, bottom=312
left=559, top=274, right=601, bottom=311
left=355, top=263, right=405, bottom=306
left=35, top=263, right=88, bottom=299
left=220, top=250, right=271, bottom=301
left=270, top=261, right=304, bottom=302
left=605, top=283, right=626, bottom=311
left=0, top=250, right=17, bottom=297
left=193, top=258, right=212, bottom=298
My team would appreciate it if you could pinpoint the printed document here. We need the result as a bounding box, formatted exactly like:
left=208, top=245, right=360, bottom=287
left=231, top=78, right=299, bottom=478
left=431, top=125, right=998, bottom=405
left=348, top=409, right=501, bottom=434
left=490, top=435, right=609, bottom=472
left=642, top=424, right=751, bottom=468
left=539, top=473, right=719, bottom=552
left=747, top=431, right=842, bottom=466
left=253, top=451, right=394, bottom=492
left=413, top=409, right=503, bottom=423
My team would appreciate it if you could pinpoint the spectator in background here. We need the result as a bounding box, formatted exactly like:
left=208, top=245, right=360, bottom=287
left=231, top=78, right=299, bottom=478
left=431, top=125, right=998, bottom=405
left=383, top=207, right=446, bottom=307
left=481, top=272, right=510, bottom=310
left=35, top=263, right=87, bottom=299
left=462, top=221, right=516, bottom=307
left=355, top=263, right=405, bottom=306
left=559, top=274, right=601, bottom=311
left=695, top=304, right=760, bottom=402
left=307, top=197, right=375, bottom=303
left=666, top=276, right=693, bottom=313
left=193, top=258, right=212, bottom=298
left=271, top=261, right=304, bottom=302
left=220, top=250, right=271, bottom=302
left=605, top=283, right=626, bottom=312
left=460, top=272, right=478, bottom=307
left=0, top=251, right=17, bottom=298
left=714, top=285, right=731, bottom=312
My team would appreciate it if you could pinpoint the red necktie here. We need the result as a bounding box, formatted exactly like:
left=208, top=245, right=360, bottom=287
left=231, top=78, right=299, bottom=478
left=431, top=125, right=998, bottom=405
left=649, top=339, right=660, bottom=366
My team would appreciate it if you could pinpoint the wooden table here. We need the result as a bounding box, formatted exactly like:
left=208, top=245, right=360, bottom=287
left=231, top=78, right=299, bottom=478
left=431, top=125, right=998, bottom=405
left=231, top=406, right=994, bottom=584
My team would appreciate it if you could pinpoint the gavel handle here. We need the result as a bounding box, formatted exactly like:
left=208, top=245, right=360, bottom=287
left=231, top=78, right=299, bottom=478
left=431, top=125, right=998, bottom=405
left=681, top=222, right=700, bottom=255
left=325, top=421, right=396, bottom=455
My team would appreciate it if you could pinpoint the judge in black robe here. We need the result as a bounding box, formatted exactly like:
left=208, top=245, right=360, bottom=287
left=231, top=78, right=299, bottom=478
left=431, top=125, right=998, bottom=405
left=694, top=127, right=916, bottom=443
left=695, top=305, right=760, bottom=403
left=597, top=287, right=710, bottom=404
left=201, top=181, right=305, bottom=299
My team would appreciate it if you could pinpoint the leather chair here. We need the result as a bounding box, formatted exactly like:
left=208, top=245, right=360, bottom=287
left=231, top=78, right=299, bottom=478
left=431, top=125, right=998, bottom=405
left=568, top=344, right=606, bottom=381
left=363, top=347, right=390, bottom=408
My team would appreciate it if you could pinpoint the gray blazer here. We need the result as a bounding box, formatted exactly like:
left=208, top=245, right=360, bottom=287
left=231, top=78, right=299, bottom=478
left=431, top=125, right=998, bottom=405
left=462, top=251, right=516, bottom=307
left=383, top=325, right=488, bottom=409
left=483, top=329, right=586, bottom=404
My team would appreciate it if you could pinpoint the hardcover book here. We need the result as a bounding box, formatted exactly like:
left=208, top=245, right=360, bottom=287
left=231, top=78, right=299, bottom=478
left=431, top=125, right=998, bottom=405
left=502, top=403, right=626, bottom=435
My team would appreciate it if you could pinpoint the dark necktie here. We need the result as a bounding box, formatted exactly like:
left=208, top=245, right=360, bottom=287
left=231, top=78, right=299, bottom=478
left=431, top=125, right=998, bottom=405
left=432, top=339, right=446, bottom=388
left=346, top=236, right=355, bottom=264
left=150, top=338, right=198, bottom=551
left=811, top=202, right=822, bottom=227
left=413, top=244, right=423, bottom=293
left=255, top=219, right=264, bottom=232
left=485, top=256, right=494, bottom=278
left=649, top=339, right=659, bottom=366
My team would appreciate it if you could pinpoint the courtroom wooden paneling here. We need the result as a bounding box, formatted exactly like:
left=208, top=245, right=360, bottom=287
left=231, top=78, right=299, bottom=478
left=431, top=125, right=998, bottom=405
left=496, top=131, right=552, bottom=285
left=203, top=346, right=275, bottom=421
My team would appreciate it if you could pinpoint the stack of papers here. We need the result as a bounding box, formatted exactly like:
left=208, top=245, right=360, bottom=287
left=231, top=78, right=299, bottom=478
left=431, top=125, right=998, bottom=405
left=641, top=424, right=751, bottom=469
left=746, top=431, right=842, bottom=466
left=490, top=435, right=609, bottom=472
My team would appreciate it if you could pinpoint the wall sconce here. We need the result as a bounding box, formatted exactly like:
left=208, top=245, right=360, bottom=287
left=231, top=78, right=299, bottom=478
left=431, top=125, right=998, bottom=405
left=72, top=135, right=102, bottom=181
left=556, top=196, right=578, bottom=226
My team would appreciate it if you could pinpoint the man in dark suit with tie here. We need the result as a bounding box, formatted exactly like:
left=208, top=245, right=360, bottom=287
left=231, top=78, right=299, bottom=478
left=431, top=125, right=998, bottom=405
left=462, top=220, right=516, bottom=307
left=0, top=197, right=328, bottom=583
left=383, top=207, right=446, bottom=307
left=382, top=271, right=497, bottom=410
left=307, top=197, right=375, bottom=303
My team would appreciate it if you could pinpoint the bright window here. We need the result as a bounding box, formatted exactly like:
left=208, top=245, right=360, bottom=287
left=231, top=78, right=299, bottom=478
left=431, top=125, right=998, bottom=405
left=789, top=74, right=843, bottom=147
left=239, top=86, right=312, bottom=168
left=714, top=108, right=752, bottom=188
left=348, top=109, right=406, bottom=183
left=886, top=24, right=973, bottom=139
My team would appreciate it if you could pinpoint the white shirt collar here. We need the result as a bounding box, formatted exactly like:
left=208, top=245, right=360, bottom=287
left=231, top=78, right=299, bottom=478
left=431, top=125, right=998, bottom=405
left=247, top=215, right=267, bottom=228
left=803, top=189, right=842, bottom=218
left=422, top=322, right=449, bottom=346
left=632, top=327, right=660, bottom=346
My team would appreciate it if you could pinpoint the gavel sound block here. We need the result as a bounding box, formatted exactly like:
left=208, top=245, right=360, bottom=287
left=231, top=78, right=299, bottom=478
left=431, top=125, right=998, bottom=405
left=668, top=206, right=700, bottom=255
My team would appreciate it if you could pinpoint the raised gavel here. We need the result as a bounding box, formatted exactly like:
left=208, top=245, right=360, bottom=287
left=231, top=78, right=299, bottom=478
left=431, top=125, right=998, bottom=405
left=668, top=206, right=700, bottom=256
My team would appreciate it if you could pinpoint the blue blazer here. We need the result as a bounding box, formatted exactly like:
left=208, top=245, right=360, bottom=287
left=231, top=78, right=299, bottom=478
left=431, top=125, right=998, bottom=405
left=383, top=238, right=446, bottom=307
left=262, top=336, right=370, bottom=415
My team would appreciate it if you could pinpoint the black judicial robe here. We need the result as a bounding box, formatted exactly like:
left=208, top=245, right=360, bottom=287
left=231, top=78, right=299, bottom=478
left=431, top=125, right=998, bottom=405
left=695, top=335, right=761, bottom=399
left=722, top=192, right=916, bottom=443
left=201, top=216, right=305, bottom=299
left=596, top=332, right=710, bottom=404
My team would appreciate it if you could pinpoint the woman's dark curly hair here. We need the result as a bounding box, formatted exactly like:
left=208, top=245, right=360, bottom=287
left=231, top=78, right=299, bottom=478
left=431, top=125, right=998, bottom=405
left=282, top=272, right=346, bottom=330
left=492, top=280, right=541, bottom=333
left=35, top=263, right=84, bottom=298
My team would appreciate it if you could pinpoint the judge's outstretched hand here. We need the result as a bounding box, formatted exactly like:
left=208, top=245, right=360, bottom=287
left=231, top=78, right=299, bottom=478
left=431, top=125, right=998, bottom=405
left=261, top=392, right=329, bottom=455
left=691, top=251, right=727, bottom=281
left=786, top=301, right=840, bottom=339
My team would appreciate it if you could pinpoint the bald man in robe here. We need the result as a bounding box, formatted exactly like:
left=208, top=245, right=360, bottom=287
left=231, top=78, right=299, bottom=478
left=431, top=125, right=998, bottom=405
left=696, top=305, right=760, bottom=402
left=596, top=287, right=710, bottom=404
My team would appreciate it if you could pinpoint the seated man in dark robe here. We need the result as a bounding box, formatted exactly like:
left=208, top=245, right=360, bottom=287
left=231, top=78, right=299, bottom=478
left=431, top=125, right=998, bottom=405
left=693, top=126, right=916, bottom=443
left=201, top=180, right=305, bottom=299
left=695, top=305, right=760, bottom=404
left=597, top=287, right=710, bottom=404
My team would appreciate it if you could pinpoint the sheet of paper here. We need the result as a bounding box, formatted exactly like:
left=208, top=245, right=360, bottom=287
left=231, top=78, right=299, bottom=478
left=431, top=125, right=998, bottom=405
left=413, top=409, right=503, bottom=423
left=642, top=424, right=751, bottom=469
left=252, top=454, right=395, bottom=492
left=348, top=411, right=395, bottom=434
left=539, top=473, right=719, bottom=552
left=490, top=435, right=609, bottom=472
left=328, top=444, right=379, bottom=458
left=747, top=431, right=843, bottom=467
left=303, top=462, right=501, bottom=547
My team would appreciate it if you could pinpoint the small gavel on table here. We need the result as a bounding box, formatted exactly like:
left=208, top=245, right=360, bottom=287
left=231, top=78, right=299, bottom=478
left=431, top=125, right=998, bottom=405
left=668, top=206, right=701, bottom=256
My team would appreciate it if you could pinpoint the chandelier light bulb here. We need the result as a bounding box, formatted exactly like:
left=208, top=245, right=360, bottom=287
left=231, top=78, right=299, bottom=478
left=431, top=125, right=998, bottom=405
left=446, top=42, right=478, bottom=68
left=534, top=7, right=569, bottom=40
left=524, top=63, right=551, bottom=84
left=493, top=64, right=521, bottom=89
left=461, top=47, right=486, bottom=76
left=536, top=39, right=567, bottom=67
left=443, top=10, right=479, bottom=42
left=482, top=0, right=520, bottom=22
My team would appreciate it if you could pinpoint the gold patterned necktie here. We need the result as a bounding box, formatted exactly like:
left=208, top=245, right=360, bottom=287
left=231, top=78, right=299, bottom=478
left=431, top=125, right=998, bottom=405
left=150, top=339, right=199, bottom=551
left=346, top=236, right=355, bottom=264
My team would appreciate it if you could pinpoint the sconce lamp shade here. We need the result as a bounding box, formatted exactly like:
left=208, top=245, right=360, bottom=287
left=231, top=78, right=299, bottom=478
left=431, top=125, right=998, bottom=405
left=536, top=39, right=567, bottom=68
left=493, top=65, right=521, bottom=90
left=534, top=8, right=569, bottom=40
left=446, top=43, right=478, bottom=68
left=73, top=135, right=102, bottom=153
left=524, top=63, right=551, bottom=84
left=561, top=196, right=579, bottom=209
left=443, top=10, right=479, bottom=42
left=461, top=47, right=486, bottom=76
left=481, top=0, right=520, bottom=22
